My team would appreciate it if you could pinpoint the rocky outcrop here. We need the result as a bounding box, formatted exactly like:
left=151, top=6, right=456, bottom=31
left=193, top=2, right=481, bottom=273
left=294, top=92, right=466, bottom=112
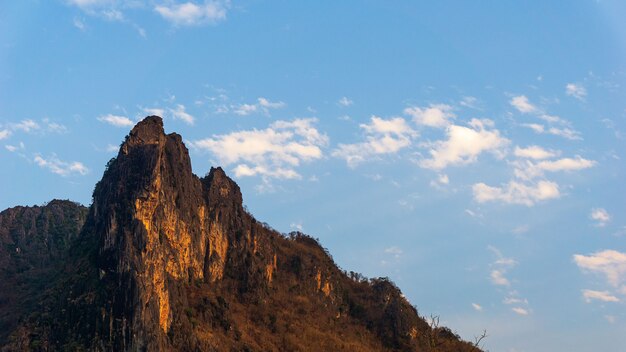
left=0, top=116, right=480, bottom=351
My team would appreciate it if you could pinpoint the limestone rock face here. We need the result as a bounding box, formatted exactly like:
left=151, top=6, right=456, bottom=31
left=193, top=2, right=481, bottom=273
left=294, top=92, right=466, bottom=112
left=0, top=116, right=480, bottom=352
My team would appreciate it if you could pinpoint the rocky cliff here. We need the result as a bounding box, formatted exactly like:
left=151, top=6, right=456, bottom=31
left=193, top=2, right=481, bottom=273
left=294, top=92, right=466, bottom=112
left=0, top=116, right=481, bottom=351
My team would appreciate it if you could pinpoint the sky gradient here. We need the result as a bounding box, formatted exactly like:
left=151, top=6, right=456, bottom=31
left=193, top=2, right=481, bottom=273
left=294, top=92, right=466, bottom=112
left=1, top=1, right=626, bottom=351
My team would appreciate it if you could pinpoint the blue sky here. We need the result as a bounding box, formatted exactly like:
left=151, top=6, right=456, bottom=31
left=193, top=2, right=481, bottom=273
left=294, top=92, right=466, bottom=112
left=1, top=1, right=626, bottom=350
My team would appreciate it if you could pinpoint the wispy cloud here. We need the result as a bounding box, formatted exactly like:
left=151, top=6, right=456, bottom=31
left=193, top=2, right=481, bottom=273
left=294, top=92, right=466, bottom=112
left=582, top=289, right=619, bottom=303
left=490, top=269, right=511, bottom=287
left=513, top=95, right=582, bottom=140
left=521, top=123, right=582, bottom=140
left=338, top=96, right=353, bottom=107
left=221, top=97, right=285, bottom=116
left=510, top=95, right=537, bottom=114
left=73, top=17, right=87, bottom=31
left=590, top=208, right=611, bottom=227
left=34, top=154, right=89, bottom=176
left=2, top=118, right=67, bottom=136
left=471, top=303, right=483, bottom=311
left=12, top=119, right=40, bottom=133
left=514, top=145, right=557, bottom=160
left=0, top=129, right=10, bottom=140
left=566, top=83, right=587, bottom=101
left=155, top=1, right=229, bottom=26
left=233, top=103, right=257, bottom=116
left=332, top=116, right=416, bottom=167
left=459, top=96, right=480, bottom=109
left=5, top=142, right=25, bottom=153
left=258, top=97, right=286, bottom=110
left=488, top=245, right=517, bottom=287
left=169, top=104, right=195, bottom=125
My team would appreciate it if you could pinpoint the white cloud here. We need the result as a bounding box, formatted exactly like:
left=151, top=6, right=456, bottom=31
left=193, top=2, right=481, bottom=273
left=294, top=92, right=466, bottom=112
left=566, top=83, right=587, bottom=101
left=574, top=250, right=626, bottom=288
left=582, top=289, right=619, bottom=303
left=258, top=97, right=285, bottom=109
left=155, top=1, right=229, bottom=26
left=535, top=156, right=595, bottom=172
left=514, top=145, right=557, bottom=160
left=169, top=104, right=195, bottom=124
left=0, top=129, right=10, bottom=140
left=190, top=118, right=327, bottom=180
left=522, top=123, right=545, bottom=133
left=34, top=155, right=89, bottom=176
left=332, top=116, right=416, bottom=167
left=473, top=180, right=560, bottom=206
left=590, top=208, right=611, bottom=227
left=510, top=95, right=537, bottom=114
left=143, top=107, right=166, bottom=117
left=471, top=303, right=483, bottom=311
left=419, top=119, right=509, bottom=170
left=512, top=307, right=529, bottom=316
left=98, top=114, right=134, bottom=127
left=430, top=173, right=449, bottom=188
left=404, top=104, right=455, bottom=128
left=338, top=97, right=353, bottom=107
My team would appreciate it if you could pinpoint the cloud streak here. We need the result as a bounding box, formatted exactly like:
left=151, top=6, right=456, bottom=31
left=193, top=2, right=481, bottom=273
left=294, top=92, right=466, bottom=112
left=155, top=1, right=229, bottom=26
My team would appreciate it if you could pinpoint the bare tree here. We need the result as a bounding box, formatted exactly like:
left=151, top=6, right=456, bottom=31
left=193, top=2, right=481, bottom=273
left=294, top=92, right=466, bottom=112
left=472, top=329, right=488, bottom=351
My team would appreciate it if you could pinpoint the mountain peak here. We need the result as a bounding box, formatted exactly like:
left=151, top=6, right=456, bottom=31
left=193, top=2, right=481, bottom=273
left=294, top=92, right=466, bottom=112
left=124, top=115, right=165, bottom=148
left=0, top=117, right=480, bottom=352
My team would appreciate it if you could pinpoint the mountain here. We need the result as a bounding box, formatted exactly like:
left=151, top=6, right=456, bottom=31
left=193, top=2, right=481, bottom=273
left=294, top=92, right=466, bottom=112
left=0, top=116, right=481, bottom=351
